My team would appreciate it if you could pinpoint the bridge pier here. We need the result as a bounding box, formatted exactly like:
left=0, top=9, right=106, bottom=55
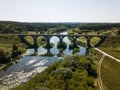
left=72, top=36, right=78, bottom=48
left=44, top=48, right=53, bottom=56
left=86, top=48, right=90, bottom=55
left=86, top=37, right=91, bottom=48
left=33, top=36, right=38, bottom=55
left=85, top=36, right=92, bottom=55
left=46, top=36, right=51, bottom=48
left=59, top=36, right=64, bottom=47
left=34, top=48, right=38, bottom=55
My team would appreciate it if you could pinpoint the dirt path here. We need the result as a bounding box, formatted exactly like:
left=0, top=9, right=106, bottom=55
left=94, top=48, right=120, bottom=90
left=97, top=55, right=105, bottom=90
left=94, top=48, right=120, bottom=62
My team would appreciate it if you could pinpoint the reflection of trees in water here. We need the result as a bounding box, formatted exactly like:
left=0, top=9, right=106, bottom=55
left=57, top=48, right=64, bottom=57
left=42, top=45, right=83, bottom=57
left=73, top=48, right=80, bottom=54
left=57, top=41, right=67, bottom=50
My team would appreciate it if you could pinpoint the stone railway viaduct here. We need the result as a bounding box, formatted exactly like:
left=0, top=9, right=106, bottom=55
left=17, top=34, right=108, bottom=52
left=1, top=34, right=114, bottom=54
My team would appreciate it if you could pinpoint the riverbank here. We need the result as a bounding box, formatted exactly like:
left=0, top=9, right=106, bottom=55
left=0, top=34, right=27, bottom=70
left=0, top=50, right=63, bottom=90
left=0, top=66, right=47, bottom=90
left=12, top=55, right=98, bottom=90
left=0, top=48, right=26, bottom=71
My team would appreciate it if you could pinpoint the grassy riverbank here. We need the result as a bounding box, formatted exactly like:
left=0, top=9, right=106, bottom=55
left=0, top=35, right=26, bottom=70
left=12, top=55, right=98, bottom=90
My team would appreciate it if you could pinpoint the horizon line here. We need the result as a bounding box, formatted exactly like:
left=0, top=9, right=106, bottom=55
left=0, top=20, right=120, bottom=23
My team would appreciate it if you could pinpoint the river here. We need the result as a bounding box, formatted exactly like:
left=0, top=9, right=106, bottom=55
left=0, top=32, right=86, bottom=89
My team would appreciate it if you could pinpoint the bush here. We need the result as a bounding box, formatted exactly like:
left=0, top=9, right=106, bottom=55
left=0, top=49, right=12, bottom=64
left=12, top=56, right=97, bottom=90
left=52, top=68, right=72, bottom=80
left=118, top=29, right=120, bottom=35
left=12, top=44, right=26, bottom=57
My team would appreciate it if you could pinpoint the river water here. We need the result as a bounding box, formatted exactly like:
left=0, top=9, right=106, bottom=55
left=0, top=32, right=86, bottom=89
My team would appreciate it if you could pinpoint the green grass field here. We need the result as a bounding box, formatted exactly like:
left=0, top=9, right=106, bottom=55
left=99, top=36, right=120, bottom=59
left=101, top=57, right=120, bottom=90
left=92, top=49, right=120, bottom=90
left=100, top=47, right=120, bottom=59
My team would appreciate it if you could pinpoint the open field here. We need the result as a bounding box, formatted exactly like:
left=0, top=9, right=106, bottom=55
left=99, top=36, right=120, bottom=59
left=92, top=49, right=120, bottom=90
left=100, top=47, right=120, bottom=59
left=101, top=57, right=120, bottom=90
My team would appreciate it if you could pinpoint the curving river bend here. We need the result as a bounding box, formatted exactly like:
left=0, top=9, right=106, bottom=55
left=0, top=32, right=86, bottom=89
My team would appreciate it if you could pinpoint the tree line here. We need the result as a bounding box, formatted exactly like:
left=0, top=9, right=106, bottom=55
left=79, top=23, right=120, bottom=31
left=1, top=21, right=120, bottom=34
left=0, top=21, right=81, bottom=34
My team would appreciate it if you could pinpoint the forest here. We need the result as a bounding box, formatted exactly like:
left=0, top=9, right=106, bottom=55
left=0, top=21, right=120, bottom=34
left=0, top=21, right=80, bottom=34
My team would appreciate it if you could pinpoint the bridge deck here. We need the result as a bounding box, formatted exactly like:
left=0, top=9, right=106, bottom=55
left=0, top=34, right=118, bottom=37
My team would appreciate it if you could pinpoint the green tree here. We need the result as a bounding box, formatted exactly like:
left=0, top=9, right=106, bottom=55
left=0, top=49, right=12, bottom=63
left=118, top=28, right=120, bottom=35
left=12, top=44, right=20, bottom=57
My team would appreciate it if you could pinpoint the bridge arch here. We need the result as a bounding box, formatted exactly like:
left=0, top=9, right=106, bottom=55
left=24, top=36, right=34, bottom=46
left=37, top=36, right=46, bottom=47
left=92, top=36, right=106, bottom=47
left=17, top=34, right=108, bottom=55
left=76, top=36, right=87, bottom=47
left=57, top=36, right=67, bottom=50
left=90, top=36, right=101, bottom=47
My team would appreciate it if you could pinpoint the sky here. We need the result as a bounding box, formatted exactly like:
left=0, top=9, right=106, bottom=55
left=0, top=0, right=120, bottom=22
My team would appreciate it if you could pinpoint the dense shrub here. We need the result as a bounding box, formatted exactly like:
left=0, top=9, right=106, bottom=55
left=0, top=45, right=26, bottom=64
left=12, top=55, right=97, bottom=90
left=0, top=49, right=12, bottom=63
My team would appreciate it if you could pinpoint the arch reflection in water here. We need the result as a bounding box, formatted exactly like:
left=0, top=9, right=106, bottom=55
left=26, top=34, right=87, bottom=56
left=63, top=37, right=72, bottom=55
left=50, top=36, right=60, bottom=55
left=42, top=36, right=86, bottom=56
